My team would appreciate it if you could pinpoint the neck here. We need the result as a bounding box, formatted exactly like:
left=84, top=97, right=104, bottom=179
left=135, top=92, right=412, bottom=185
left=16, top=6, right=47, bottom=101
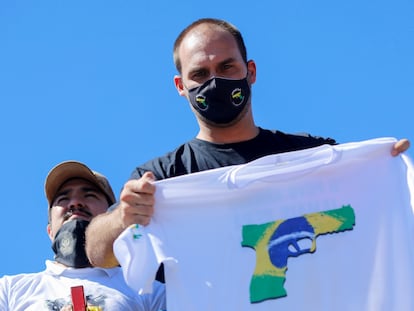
left=196, top=116, right=259, bottom=144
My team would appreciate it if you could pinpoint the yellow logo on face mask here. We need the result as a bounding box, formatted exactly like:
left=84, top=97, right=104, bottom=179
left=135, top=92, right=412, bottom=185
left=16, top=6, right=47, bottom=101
left=231, top=88, right=244, bottom=106
left=195, top=95, right=208, bottom=110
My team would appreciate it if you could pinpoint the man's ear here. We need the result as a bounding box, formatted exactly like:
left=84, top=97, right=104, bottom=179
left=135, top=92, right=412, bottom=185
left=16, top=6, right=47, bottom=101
left=247, top=60, right=257, bottom=84
left=46, top=223, right=54, bottom=241
left=174, top=75, right=187, bottom=97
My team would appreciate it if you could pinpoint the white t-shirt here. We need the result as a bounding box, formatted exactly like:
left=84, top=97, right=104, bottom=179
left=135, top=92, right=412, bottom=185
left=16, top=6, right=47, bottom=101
left=115, top=137, right=414, bottom=311
left=0, top=260, right=166, bottom=311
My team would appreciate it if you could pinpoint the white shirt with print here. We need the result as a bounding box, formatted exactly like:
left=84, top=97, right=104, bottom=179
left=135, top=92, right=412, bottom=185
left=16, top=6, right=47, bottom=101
left=0, top=260, right=166, bottom=311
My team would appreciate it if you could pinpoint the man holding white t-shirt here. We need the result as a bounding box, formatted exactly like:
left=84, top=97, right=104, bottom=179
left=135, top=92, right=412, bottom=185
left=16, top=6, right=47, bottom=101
left=114, top=138, right=414, bottom=310
left=85, top=17, right=410, bottom=284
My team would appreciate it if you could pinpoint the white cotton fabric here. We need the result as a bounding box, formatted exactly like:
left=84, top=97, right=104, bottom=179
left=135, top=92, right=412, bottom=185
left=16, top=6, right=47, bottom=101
left=115, top=137, right=414, bottom=311
left=0, top=260, right=166, bottom=311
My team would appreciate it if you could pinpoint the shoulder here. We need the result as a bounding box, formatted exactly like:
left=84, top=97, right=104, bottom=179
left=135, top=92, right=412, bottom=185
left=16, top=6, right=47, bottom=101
left=0, top=271, right=45, bottom=295
left=0, top=271, right=49, bottom=310
left=261, top=128, right=337, bottom=147
left=130, top=139, right=202, bottom=180
left=0, top=271, right=43, bottom=285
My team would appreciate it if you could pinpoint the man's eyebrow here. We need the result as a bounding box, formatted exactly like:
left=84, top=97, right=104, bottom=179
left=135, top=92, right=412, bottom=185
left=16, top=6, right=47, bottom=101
left=188, top=57, right=237, bottom=75
left=81, top=186, right=102, bottom=194
left=188, top=66, right=207, bottom=76
left=53, top=186, right=101, bottom=201
left=55, top=189, right=70, bottom=198
left=51, top=189, right=71, bottom=207
left=219, top=57, right=237, bottom=65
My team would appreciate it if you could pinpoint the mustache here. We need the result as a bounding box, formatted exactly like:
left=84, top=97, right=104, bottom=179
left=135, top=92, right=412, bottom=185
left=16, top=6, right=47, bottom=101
left=63, top=207, right=93, bottom=221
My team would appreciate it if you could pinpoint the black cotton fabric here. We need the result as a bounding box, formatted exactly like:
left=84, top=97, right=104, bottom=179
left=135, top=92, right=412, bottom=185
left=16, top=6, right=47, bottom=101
left=131, top=128, right=336, bottom=180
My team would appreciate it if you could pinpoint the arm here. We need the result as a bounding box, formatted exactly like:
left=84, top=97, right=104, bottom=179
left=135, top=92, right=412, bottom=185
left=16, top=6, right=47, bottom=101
left=85, top=172, right=156, bottom=268
left=391, top=138, right=410, bottom=156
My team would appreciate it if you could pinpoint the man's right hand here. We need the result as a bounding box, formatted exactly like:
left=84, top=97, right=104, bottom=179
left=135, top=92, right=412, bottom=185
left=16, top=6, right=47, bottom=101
left=85, top=171, right=156, bottom=268
left=116, top=171, right=156, bottom=227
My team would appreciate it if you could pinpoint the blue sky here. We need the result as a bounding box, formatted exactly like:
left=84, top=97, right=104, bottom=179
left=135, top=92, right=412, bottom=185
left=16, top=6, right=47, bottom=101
left=1, top=0, right=412, bottom=276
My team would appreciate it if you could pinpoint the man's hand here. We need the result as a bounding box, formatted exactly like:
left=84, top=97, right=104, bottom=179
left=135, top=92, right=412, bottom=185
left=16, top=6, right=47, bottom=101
left=391, top=139, right=410, bottom=156
left=115, top=171, right=156, bottom=227
left=85, top=172, right=156, bottom=268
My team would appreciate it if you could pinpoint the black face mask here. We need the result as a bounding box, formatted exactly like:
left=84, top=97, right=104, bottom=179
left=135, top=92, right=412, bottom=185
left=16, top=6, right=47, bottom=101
left=52, top=219, right=91, bottom=268
left=188, top=76, right=251, bottom=125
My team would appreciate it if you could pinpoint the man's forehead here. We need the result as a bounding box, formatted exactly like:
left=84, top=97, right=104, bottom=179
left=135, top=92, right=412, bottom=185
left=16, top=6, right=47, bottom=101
left=180, top=28, right=239, bottom=71
left=182, top=25, right=232, bottom=50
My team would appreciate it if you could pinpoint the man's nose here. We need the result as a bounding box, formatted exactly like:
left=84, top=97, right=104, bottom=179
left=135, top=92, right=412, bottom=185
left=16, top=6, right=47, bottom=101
left=68, top=196, right=85, bottom=209
left=196, top=74, right=215, bottom=88
left=206, top=73, right=216, bottom=81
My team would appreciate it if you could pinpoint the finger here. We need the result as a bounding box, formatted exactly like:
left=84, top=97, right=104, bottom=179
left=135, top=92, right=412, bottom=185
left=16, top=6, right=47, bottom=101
left=132, top=202, right=154, bottom=216
left=142, top=171, right=156, bottom=182
left=117, top=201, right=154, bottom=227
left=391, top=138, right=410, bottom=156
left=131, top=214, right=152, bottom=226
left=131, top=174, right=156, bottom=195
left=129, top=205, right=153, bottom=226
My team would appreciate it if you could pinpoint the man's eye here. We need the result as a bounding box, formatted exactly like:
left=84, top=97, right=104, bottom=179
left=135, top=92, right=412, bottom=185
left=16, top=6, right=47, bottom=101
left=192, top=70, right=208, bottom=79
left=85, top=193, right=98, bottom=199
left=55, top=197, right=69, bottom=204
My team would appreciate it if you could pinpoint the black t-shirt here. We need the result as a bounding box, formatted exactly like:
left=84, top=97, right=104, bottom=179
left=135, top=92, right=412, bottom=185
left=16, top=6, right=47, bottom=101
left=130, top=128, right=336, bottom=180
